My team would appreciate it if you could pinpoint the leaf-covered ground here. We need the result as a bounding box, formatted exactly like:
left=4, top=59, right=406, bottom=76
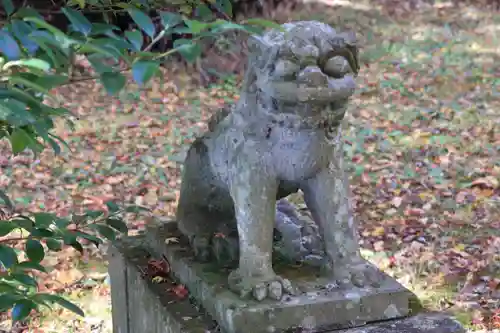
left=0, top=0, right=499, bottom=331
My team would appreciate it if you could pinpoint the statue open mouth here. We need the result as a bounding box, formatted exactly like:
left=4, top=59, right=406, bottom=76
left=266, top=40, right=360, bottom=103
left=270, top=76, right=356, bottom=103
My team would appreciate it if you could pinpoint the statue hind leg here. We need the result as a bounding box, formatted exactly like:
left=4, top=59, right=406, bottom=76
left=176, top=138, right=222, bottom=261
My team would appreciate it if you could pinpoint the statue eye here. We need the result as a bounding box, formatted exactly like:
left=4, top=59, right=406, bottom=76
left=272, top=60, right=299, bottom=79
left=322, top=56, right=352, bottom=78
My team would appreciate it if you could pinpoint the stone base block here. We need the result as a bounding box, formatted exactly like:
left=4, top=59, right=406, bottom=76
left=145, top=222, right=422, bottom=333
left=108, top=235, right=466, bottom=333
left=108, top=236, right=216, bottom=333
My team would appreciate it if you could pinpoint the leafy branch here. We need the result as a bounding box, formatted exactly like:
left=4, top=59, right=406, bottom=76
left=0, top=0, right=280, bottom=326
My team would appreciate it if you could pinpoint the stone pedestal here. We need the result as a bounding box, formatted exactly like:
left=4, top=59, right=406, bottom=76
left=109, top=234, right=466, bottom=333
left=145, top=222, right=421, bottom=333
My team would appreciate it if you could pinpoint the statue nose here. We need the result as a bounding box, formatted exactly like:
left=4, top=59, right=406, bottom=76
left=296, top=66, right=329, bottom=86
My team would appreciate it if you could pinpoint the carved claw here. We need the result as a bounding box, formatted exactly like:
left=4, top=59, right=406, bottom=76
left=322, top=260, right=383, bottom=289
left=212, top=234, right=239, bottom=267
left=190, top=235, right=212, bottom=262
left=228, top=269, right=296, bottom=301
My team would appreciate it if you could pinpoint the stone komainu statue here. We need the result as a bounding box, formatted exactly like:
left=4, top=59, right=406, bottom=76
left=176, top=21, right=380, bottom=301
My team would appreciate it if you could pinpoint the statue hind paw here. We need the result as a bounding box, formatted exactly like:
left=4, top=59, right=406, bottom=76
left=228, top=268, right=297, bottom=301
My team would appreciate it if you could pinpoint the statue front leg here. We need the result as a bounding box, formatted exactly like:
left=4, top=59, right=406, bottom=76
left=301, top=147, right=381, bottom=288
left=227, top=163, right=295, bottom=301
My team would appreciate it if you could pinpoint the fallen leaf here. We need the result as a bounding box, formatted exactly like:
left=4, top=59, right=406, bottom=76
left=165, top=237, right=179, bottom=244
left=152, top=276, right=166, bottom=283
left=470, top=176, right=499, bottom=189
left=372, top=226, right=385, bottom=237
left=392, top=196, right=403, bottom=208
left=55, top=268, right=84, bottom=285
left=171, top=284, right=188, bottom=299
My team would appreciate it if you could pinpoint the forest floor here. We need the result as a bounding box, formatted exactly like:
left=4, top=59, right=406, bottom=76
left=0, top=0, right=499, bottom=331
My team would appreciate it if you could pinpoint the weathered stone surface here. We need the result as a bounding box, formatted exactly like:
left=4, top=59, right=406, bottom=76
left=334, top=313, right=466, bottom=333
left=274, top=199, right=325, bottom=267
left=146, top=222, right=419, bottom=333
left=175, top=20, right=374, bottom=302
left=108, top=236, right=216, bottom=333
left=109, top=235, right=466, bottom=333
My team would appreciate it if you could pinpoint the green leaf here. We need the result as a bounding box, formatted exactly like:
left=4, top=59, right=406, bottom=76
left=10, top=20, right=39, bottom=55
left=91, top=224, right=116, bottom=241
left=28, top=31, right=72, bottom=60
left=13, top=261, right=47, bottom=273
left=0, top=31, right=21, bottom=60
left=30, top=228, right=54, bottom=238
left=127, top=9, right=155, bottom=38
left=159, top=11, right=182, bottom=30
left=32, top=294, right=84, bottom=316
left=244, top=18, right=283, bottom=30
left=72, top=231, right=102, bottom=247
left=132, top=60, right=159, bottom=86
left=12, top=300, right=36, bottom=322
left=217, top=0, right=232, bottom=17
left=94, top=37, right=131, bottom=56
left=184, top=20, right=207, bottom=34
left=2, top=0, right=14, bottom=16
left=86, top=53, right=113, bottom=74
left=209, top=20, right=247, bottom=33
left=0, top=244, right=18, bottom=269
left=34, top=74, right=69, bottom=91
left=48, top=133, right=70, bottom=153
left=3, top=59, right=51, bottom=71
left=125, top=30, right=143, bottom=51
left=106, top=218, right=128, bottom=233
left=61, top=7, right=92, bottom=36
left=54, top=218, right=70, bottom=229
left=157, top=168, right=168, bottom=186
left=100, top=72, right=126, bottom=96
left=74, top=0, right=85, bottom=9
left=0, top=86, right=43, bottom=110
left=13, top=7, right=44, bottom=20
left=105, top=201, right=120, bottom=213
left=0, top=222, right=16, bottom=237
left=25, top=239, right=45, bottom=263
left=0, top=293, right=23, bottom=312
left=34, top=212, right=55, bottom=228
left=173, top=39, right=201, bottom=63
left=10, top=273, right=38, bottom=287
left=195, top=4, right=213, bottom=20
left=11, top=217, right=33, bottom=231
left=45, top=238, right=62, bottom=251
left=8, top=74, right=51, bottom=95
left=90, top=23, right=120, bottom=36
left=29, top=41, right=61, bottom=69
left=125, top=205, right=150, bottom=213
left=0, top=190, right=13, bottom=210
left=0, top=283, right=19, bottom=295
left=63, top=235, right=83, bottom=253
left=79, top=42, right=119, bottom=60
left=9, top=128, right=33, bottom=154
left=23, top=17, right=69, bottom=39
left=85, top=210, right=103, bottom=219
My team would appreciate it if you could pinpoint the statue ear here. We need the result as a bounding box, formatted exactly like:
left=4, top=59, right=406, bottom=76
left=337, top=31, right=357, bottom=46
left=247, top=35, right=273, bottom=55
left=247, top=35, right=280, bottom=71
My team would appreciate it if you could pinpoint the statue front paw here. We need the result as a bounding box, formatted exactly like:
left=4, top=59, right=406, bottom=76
left=212, top=233, right=239, bottom=267
left=228, top=269, right=296, bottom=301
left=322, top=259, right=384, bottom=289
left=190, top=235, right=212, bottom=262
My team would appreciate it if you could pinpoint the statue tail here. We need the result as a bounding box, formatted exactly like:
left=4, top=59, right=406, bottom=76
left=207, top=106, right=231, bottom=132
left=274, top=198, right=325, bottom=266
